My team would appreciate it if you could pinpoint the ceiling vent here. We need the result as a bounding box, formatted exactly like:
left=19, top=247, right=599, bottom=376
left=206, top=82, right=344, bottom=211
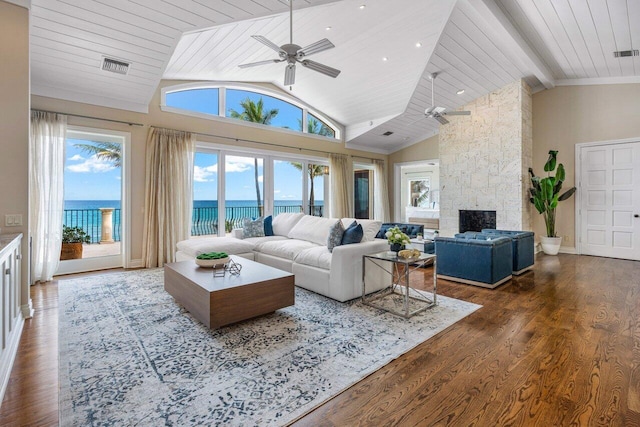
left=382, top=131, right=394, bottom=136
left=613, top=49, right=639, bottom=58
left=102, top=57, right=130, bottom=74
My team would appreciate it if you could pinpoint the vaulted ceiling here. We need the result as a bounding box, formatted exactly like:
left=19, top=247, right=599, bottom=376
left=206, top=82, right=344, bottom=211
left=29, top=0, right=640, bottom=153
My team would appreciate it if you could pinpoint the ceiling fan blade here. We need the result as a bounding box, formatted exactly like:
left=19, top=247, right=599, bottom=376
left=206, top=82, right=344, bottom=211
left=298, top=38, right=335, bottom=57
left=284, top=64, right=296, bottom=86
left=443, top=110, right=471, bottom=116
left=251, top=35, right=285, bottom=54
left=238, top=58, right=284, bottom=68
left=434, top=115, right=449, bottom=125
left=300, top=59, right=341, bottom=78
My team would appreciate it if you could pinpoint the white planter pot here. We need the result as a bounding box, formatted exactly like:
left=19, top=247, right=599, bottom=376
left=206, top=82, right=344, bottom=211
left=540, top=236, right=562, bottom=255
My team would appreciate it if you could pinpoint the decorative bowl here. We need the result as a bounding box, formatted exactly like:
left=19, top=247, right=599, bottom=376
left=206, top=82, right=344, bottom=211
left=195, top=256, right=230, bottom=268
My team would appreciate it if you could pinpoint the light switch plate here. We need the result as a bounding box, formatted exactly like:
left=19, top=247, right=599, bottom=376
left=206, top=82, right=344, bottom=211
left=5, top=215, right=14, bottom=226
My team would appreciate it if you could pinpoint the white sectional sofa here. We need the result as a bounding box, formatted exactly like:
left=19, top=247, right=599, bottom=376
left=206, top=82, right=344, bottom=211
left=175, top=212, right=390, bottom=302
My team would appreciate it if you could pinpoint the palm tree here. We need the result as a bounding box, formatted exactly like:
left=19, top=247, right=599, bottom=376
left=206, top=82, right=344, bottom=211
left=73, top=142, right=121, bottom=167
left=229, top=98, right=279, bottom=212
left=289, top=163, right=326, bottom=215
left=298, top=116, right=334, bottom=137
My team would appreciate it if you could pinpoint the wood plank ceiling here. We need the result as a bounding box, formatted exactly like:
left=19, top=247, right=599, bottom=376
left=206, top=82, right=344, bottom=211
left=29, top=0, right=640, bottom=153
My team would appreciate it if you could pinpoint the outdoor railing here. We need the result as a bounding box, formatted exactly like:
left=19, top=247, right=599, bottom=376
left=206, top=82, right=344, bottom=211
left=63, top=209, right=122, bottom=244
left=191, top=204, right=324, bottom=236
left=63, top=205, right=324, bottom=241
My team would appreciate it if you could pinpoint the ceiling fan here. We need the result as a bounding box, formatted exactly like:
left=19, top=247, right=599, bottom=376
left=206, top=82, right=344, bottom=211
left=238, top=0, right=341, bottom=86
left=423, top=72, right=470, bottom=125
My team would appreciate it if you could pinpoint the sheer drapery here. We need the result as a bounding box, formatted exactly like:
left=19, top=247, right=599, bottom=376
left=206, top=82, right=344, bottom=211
left=329, top=153, right=353, bottom=218
left=373, top=159, right=390, bottom=222
left=30, top=111, right=67, bottom=282
left=142, top=127, right=195, bottom=268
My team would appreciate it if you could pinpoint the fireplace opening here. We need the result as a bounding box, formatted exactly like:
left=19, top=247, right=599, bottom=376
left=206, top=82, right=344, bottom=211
left=459, top=210, right=496, bottom=233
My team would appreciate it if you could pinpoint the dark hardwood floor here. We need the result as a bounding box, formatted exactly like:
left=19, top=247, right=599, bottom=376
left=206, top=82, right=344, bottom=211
left=1, top=254, right=639, bottom=426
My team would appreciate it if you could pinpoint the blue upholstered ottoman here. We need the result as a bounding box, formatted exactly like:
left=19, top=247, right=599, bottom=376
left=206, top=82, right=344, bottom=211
left=435, top=236, right=513, bottom=289
left=481, top=229, right=534, bottom=275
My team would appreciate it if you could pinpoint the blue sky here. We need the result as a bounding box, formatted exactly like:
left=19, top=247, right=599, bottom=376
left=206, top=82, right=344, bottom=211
left=65, top=140, right=323, bottom=203
left=65, top=90, right=326, bottom=202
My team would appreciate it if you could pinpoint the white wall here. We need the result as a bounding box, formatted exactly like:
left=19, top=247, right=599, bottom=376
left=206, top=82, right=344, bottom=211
left=0, top=1, right=30, bottom=314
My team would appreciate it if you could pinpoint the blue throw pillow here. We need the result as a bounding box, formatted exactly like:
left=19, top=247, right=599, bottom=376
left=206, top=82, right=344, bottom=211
left=341, top=221, right=363, bottom=245
left=327, top=220, right=345, bottom=252
left=263, top=215, right=274, bottom=236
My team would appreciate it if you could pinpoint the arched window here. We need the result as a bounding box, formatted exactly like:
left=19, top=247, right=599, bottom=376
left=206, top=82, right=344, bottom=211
left=161, top=83, right=340, bottom=140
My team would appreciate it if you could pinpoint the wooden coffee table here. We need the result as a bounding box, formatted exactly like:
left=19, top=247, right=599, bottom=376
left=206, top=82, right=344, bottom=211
left=164, top=256, right=295, bottom=328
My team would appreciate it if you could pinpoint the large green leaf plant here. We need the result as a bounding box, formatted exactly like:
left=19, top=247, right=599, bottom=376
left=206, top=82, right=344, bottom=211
left=529, top=150, right=576, bottom=238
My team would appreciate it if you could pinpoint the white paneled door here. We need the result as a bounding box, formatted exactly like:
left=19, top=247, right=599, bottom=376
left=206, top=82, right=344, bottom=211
left=579, top=141, right=640, bottom=260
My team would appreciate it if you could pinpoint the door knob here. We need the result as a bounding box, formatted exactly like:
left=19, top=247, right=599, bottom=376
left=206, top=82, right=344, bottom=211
left=635, top=214, right=639, bottom=218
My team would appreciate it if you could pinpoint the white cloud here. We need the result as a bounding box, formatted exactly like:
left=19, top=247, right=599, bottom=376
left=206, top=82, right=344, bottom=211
left=68, top=154, right=84, bottom=161
left=194, top=164, right=218, bottom=182
left=280, top=194, right=296, bottom=199
left=274, top=190, right=281, bottom=194
left=225, top=156, right=261, bottom=173
left=66, top=155, right=115, bottom=173
left=258, top=175, right=263, bottom=183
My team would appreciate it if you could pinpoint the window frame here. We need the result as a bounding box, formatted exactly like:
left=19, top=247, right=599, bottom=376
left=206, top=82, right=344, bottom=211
left=193, top=141, right=330, bottom=236
left=161, top=82, right=343, bottom=141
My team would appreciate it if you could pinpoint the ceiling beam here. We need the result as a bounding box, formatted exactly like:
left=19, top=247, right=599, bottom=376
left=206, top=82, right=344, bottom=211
left=464, top=0, right=555, bottom=89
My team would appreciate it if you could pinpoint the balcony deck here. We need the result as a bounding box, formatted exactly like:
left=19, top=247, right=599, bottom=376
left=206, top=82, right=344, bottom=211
left=82, top=242, right=121, bottom=258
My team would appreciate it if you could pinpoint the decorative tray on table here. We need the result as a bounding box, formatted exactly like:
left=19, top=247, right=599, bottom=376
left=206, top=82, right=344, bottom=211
left=195, top=252, right=230, bottom=268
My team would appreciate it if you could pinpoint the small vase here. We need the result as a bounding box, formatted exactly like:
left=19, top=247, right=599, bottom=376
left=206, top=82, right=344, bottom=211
left=390, top=243, right=405, bottom=253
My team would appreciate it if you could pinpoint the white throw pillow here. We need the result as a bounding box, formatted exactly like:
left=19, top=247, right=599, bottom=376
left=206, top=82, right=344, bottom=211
left=340, top=218, right=382, bottom=242
left=271, top=212, right=305, bottom=236
left=288, top=215, right=338, bottom=246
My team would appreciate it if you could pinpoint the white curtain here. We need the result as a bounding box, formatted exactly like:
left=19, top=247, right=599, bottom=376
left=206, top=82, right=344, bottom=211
left=329, top=153, right=353, bottom=218
left=373, top=159, right=390, bottom=222
left=142, top=127, right=195, bottom=268
left=30, top=111, right=67, bottom=282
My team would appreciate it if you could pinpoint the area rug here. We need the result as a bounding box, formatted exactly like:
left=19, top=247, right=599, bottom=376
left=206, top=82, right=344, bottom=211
left=58, top=268, right=481, bottom=426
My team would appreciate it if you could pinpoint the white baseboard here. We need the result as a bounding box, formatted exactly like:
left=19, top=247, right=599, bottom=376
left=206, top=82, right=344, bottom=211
left=0, top=315, right=25, bottom=404
left=535, top=243, right=577, bottom=255
left=127, top=259, right=144, bottom=269
left=21, top=300, right=34, bottom=319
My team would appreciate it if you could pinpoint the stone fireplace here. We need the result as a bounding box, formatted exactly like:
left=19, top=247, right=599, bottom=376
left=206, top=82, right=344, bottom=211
left=438, top=79, right=533, bottom=236
left=459, top=210, right=496, bottom=233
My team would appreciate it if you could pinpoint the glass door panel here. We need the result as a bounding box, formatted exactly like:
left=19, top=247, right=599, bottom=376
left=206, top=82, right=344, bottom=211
left=309, top=164, right=327, bottom=217
left=225, top=155, right=264, bottom=233
left=354, top=169, right=371, bottom=219
left=274, top=160, right=304, bottom=215
left=58, top=128, right=128, bottom=275
left=192, top=152, right=219, bottom=236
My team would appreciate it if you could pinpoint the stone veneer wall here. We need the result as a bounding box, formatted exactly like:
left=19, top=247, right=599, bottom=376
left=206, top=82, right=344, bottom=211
left=438, top=79, right=533, bottom=236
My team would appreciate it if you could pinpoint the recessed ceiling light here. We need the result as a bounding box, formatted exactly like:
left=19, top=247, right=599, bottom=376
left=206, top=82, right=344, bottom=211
left=359, top=5, right=366, bottom=9
left=456, top=89, right=465, bottom=95
left=325, top=26, right=332, bottom=31
left=382, top=57, right=388, bottom=61
left=416, top=42, right=422, bottom=47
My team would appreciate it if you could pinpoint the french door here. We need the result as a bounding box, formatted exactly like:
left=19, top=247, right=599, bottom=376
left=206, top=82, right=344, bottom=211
left=578, top=140, right=640, bottom=260
left=56, top=127, right=130, bottom=275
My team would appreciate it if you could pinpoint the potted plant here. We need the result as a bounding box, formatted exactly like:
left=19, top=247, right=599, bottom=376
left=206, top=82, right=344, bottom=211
left=385, top=226, right=411, bottom=253
left=529, top=150, right=576, bottom=255
left=60, top=225, right=91, bottom=260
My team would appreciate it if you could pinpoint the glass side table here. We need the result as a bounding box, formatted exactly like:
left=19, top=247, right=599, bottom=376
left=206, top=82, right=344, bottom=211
left=362, top=251, right=437, bottom=318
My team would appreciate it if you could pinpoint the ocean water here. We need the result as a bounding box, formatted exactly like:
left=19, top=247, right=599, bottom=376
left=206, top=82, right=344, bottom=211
left=63, top=200, right=324, bottom=241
